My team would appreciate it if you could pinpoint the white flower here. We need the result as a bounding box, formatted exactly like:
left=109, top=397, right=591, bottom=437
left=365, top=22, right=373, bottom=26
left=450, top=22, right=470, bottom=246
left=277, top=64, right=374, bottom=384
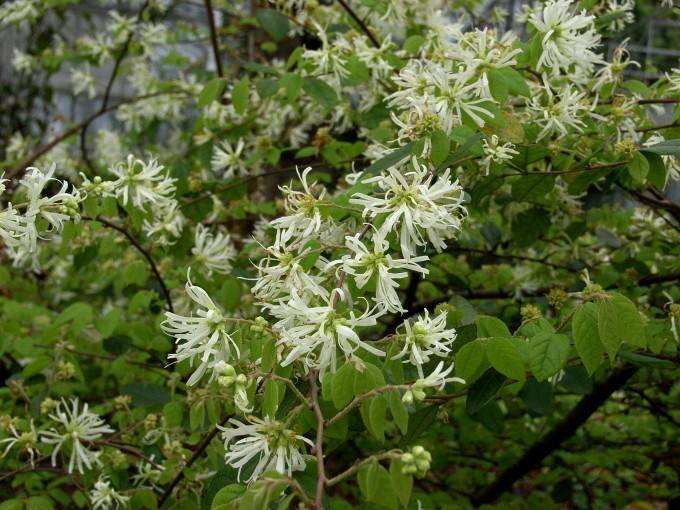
left=110, top=155, right=176, bottom=208
left=11, top=48, right=33, bottom=73
left=527, top=81, right=588, bottom=140
left=132, top=457, right=164, bottom=490
left=266, top=290, right=385, bottom=373
left=342, top=232, right=429, bottom=313
left=269, top=167, right=327, bottom=247
left=0, top=419, right=39, bottom=465
left=211, top=139, right=248, bottom=178
left=665, top=68, right=680, bottom=94
left=90, top=475, right=130, bottom=510
left=350, top=158, right=467, bottom=258
left=40, top=398, right=114, bottom=474
left=393, top=311, right=457, bottom=377
left=71, top=65, right=96, bottom=98
left=220, top=416, right=313, bottom=483
left=142, top=200, right=185, bottom=246
left=528, top=0, right=602, bottom=74
left=192, top=224, right=236, bottom=275
left=417, top=361, right=464, bottom=390
left=604, top=0, right=635, bottom=32
left=0, top=203, right=26, bottom=248
left=251, top=239, right=329, bottom=301
left=162, top=274, right=239, bottom=385
left=21, top=164, right=81, bottom=251
left=481, top=135, right=518, bottom=174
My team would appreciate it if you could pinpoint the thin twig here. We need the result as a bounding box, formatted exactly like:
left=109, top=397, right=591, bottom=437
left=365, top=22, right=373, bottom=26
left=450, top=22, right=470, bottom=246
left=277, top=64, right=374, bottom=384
left=203, top=0, right=225, bottom=80
left=335, top=0, right=380, bottom=47
left=309, top=371, right=326, bottom=509
left=82, top=215, right=174, bottom=312
left=326, top=450, right=401, bottom=487
left=325, top=384, right=408, bottom=427
left=158, top=415, right=231, bottom=506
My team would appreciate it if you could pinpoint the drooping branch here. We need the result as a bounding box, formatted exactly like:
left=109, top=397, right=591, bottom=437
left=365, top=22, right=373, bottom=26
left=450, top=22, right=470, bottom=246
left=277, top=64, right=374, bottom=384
left=471, top=364, right=638, bottom=505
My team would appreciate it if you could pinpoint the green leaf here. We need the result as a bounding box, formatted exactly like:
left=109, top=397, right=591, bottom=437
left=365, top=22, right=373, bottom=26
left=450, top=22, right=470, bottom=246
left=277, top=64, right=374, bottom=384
left=255, top=8, right=290, bottom=41
left=485, top=337, right=526, bottom=381
left=466, top=368, right=506, bottom=415
left=122, top=383, right=171, bottom=410
left=363, top=142, right=415, bottom=176
left=220, top=276, right=242, bottom=311
left=163, top=401, right=184, bottom=428
left=262, top=379, right=279, bottom=418
left=430, top=130, right=450, bottom=166
left=212, top=485, right=246, bottom=510
left=640, top=139, right=680, bottom=156
left=572, top=303, right=605, bottom=375
left=280, top=72, right=302, bottom=102
left=364, top=394, right=387, bottom=442
left=491, top=67, right=530, bottom=97
left=627, top=151, right=649, bottom=184
left=403, top=35, right=425, bottom=54
left=198, top=78, right=225, bottom=108
left=103, top=334, right=132, bottom=355
left=519, top=379, right=553, bottom=415
left=303, top=77, right=338, bottom=108
left=528, top=332, right=570, bottom=381
left=597, top=292, right=646, bottom=360
left=389, top=459, right=413, bottom=508
left=261, top=337, right=277, bottom=373
left=364, top=462, right=398, bottom=508
left=190, top=400, right=205, bottom=430
left=388, top=389, right=409, bottom=435
left=332, top=364, right=356, bottom=409
left=232, top=77, right=250, bottom=115
left=402, top=405, right=438, bottom=445
left=354, top=362, right=386, bottom=394
left=642, top=151, right=668, bottom=189
left=24, top=497, right=54, bottom=510
left=476, top=315, right=511, bottom=338
left=455, top=339, right=487, bottom=383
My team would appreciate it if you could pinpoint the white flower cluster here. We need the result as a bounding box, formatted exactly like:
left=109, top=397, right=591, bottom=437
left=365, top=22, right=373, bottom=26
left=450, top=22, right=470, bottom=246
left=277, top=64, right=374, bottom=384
left=40, top=398, right=114, bottom=474
left=0, top=164, right=81, bottom=268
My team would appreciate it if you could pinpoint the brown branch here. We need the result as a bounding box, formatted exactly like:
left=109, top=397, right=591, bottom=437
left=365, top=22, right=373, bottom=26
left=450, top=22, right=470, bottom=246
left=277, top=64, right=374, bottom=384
left=336, top=0, right=380, bottom=48
left=203, top=0, right=225, bottom=79
left=158, top=415, right=231, bottom=506
left=309, top=371, right=326, bottom=509
left=471, top=364, right=638, bottom=505
left=82, top=215, right=174, bottom=312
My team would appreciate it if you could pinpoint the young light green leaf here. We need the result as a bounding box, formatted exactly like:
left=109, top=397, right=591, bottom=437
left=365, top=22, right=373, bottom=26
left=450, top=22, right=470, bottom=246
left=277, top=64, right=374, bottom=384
left=255, top=8, right=290, bottom=41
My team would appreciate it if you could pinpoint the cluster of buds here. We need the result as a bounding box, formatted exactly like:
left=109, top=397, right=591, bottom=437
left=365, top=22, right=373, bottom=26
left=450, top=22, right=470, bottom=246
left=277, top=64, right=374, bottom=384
left=54, top=361, right=76, bottom=381
left=402, top=381, right=427, bottom=404
left=547, top=288, right=568, bottom=310
left=520, top=304, right=542, bottom=322
left=214, top=361, right=251, bottom=412
left=113, top=395, right=132, bottom=411
left=401, top=446, right=432, bottom=477
left=249, top=316, right=270, bottom=336
left=58, top=196, right=82, bottom=222
left=40, top=397, right=59, bottom=415
left=143, top=413, right=158, bottom=431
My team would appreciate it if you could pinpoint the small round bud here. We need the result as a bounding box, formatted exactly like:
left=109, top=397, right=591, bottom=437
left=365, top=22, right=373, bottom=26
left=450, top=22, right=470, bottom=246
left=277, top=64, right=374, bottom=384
left=402, top=391, right=414, bottom=404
